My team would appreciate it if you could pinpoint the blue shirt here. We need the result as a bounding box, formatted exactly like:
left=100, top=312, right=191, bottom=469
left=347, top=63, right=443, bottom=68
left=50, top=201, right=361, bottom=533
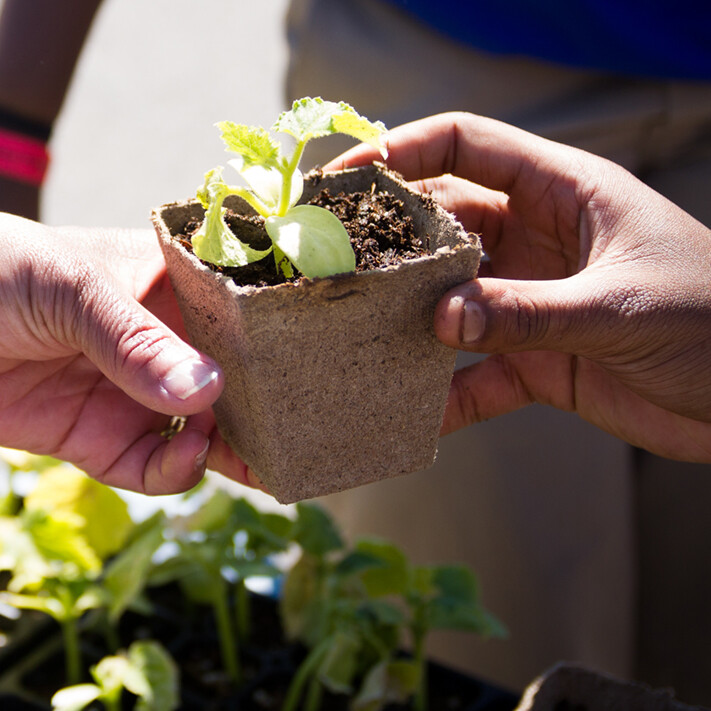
left=382, top=0, right=711, bottom=81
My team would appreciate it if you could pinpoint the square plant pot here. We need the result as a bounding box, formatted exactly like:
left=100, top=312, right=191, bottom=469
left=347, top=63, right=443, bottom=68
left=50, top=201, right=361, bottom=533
left=515, top=663, right=709, bottom=711
left=152, top=164, right=481, bottom=503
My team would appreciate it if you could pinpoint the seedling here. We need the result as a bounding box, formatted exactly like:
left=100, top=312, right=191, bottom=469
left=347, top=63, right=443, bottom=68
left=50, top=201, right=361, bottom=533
left=193, top=97, right=387, bottom=279
left=0, top=465, right=135, bottom=684
left=51, top=640, right=179, bottom=711
left=281, top=504, right=506, bottom=711
left=149, top=491, right=292, bottom=684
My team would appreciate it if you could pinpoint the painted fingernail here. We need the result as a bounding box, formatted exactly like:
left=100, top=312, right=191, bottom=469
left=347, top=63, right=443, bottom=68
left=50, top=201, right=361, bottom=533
left=461, top=299, right=485, bottom=344
left=161, top=358, right=219, bottom=400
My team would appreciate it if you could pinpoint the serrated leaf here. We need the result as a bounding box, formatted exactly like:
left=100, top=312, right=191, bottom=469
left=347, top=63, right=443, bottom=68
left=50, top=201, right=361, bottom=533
left=266, top=205, right=355, bottom=279
left=332, top=111, right=388, bottom=158
left=274, top=97, right=387, bottom=156
left=217, top=121, right=281, bottom=169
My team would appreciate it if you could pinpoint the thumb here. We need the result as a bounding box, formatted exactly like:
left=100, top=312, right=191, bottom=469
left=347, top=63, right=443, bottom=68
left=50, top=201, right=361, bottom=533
left=73, top=287, right=223, bottom=416
left=434, top=276, right=602, bottom=355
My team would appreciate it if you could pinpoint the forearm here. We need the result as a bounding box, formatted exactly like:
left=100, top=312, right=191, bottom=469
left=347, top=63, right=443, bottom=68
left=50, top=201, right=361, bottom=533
left=0, top=0, right=102, bottom=218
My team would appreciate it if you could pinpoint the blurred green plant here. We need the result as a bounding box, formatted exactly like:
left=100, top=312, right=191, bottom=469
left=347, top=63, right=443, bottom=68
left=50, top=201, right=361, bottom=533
left=0, top=449, right=505, bottom=711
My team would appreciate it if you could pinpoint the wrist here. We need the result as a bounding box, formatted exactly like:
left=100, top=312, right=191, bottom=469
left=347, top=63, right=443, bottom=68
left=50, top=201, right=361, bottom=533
left=0, top=107, right=51, bottom=219
left=0, top=105, right=51, bottom=186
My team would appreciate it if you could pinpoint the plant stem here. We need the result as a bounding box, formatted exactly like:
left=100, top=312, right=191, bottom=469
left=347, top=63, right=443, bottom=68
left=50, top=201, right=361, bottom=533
left=277, top=140, right=307, bottom=216
left=304, top=676, right=324, bottom=711
left=103, top=689, right=122, bottom=711
left=411, top=625, right=428, bottom=711
left=213, top=584, right=241, bottom=684
left=235, top=579, right=250, bottom=641
left=61, top=617, right=82, bottom=686
left=281, top=638, right=331, bottom=711
left=102, top=612, right=121, bottom=654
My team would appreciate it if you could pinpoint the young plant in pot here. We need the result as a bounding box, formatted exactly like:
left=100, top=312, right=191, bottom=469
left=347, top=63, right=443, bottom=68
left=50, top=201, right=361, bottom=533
left=152, top=97, right=482, bottom=504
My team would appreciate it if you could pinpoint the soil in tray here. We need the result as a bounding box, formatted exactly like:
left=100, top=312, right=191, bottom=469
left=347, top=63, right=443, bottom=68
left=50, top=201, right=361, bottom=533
left=175, top=187, right=431, bottom=288
left=4, top=586, right=519, bottom=711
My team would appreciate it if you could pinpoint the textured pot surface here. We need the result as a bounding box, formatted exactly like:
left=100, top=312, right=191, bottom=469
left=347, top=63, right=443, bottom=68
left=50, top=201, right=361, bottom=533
left=516, top=663, right=708, bottom=711
left=153, top=164, right=481, bottom=503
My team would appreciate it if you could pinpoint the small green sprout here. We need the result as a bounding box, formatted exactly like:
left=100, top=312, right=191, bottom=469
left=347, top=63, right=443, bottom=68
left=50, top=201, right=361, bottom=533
left=51, top=640, right=179, bottom=711
left=193, top=97, right=387, bottom=279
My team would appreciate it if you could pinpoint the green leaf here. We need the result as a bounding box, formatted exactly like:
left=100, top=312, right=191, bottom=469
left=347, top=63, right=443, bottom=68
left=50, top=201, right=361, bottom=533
left=91, top=655, right=131, bottom=697
left=103, top=514, right=165, bottom=623
left=334, top=551, right=388, bottom=579
left=273, top=97, right=387, bottom=157
left=0, top=447, right=60, bottom=473
left=193, top=168, right=273, bottom=267
left=0, top=515, right=52, bottom=589
left=431, top=564, right=479, bottom=601
left=21, top=509, right=102, bottom=578
left=425, top=565, right=507, bottom=637
left=354, top=539, right=410, bottom=597
left=184, top=490, right=234, bottom=533
left=177, top=560, right=224, bottom=605
left=51, top=683, right=101, bottom=711
left=279, top=553, right=321, bottom=642
left=317, top=631, right=361, bottom=694
left=332, top=110, right=388, bottom=158
left=266, top=205, right=356, bottom=278
left=25, top=465, right=133, bottom=560
left=352, top=659, right=420, bottom=711
left=1, top=590, right=65, bottom=619
left=360, top=598, right=405, bottom=627
left=123, top=640, right=180, bottom=711
left=292, top=503, right=344, bottom=557
left=217, top=121, right=281, bottom=169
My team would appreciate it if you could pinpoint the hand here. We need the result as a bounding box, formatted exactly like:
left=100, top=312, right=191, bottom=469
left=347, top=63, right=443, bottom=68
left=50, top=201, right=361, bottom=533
left=0, top=212, right=262, bottom=494
left=327, top=112, right=711, bottom=462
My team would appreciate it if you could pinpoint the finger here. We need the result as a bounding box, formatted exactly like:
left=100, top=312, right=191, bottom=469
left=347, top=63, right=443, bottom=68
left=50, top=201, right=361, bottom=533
left=410, top=174, right=508, bottom=245
left=440, top=351, right=574, bottom=434
left=325, top=112, right=581, bottom=194
left=72, top=284, right=223, bottom=417
left=434, top=274, right=606, bottom=356
left=96, top=425, right=211, bottom=495
left=206, top=435, right=270, bottom=494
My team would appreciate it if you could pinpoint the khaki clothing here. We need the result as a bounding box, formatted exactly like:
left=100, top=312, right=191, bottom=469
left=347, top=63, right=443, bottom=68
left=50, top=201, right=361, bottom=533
left=286, top=0, right=711, bottom=703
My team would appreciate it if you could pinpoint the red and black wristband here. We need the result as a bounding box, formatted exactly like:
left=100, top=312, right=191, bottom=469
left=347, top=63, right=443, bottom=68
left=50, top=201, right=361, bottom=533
left=0, top=107, right=51, bottom=186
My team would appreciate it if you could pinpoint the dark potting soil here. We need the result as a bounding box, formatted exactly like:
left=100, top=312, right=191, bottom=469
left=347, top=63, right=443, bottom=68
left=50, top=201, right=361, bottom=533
left=1, top=584, right=519, bottom=711
left=176, top=188, right=430, bottom=288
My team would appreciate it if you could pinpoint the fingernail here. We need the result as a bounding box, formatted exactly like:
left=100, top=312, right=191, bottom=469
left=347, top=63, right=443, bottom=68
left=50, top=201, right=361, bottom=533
left=194, top=440, right=210, bottom=472
left=161, top=358, right=219, bottom=400
left=461, top=299, right=485, bottom=344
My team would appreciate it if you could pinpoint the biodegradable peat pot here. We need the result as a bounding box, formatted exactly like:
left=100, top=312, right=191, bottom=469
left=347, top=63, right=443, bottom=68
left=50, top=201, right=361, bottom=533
left=152, top=164, right=481, bottom=503
left=515, top=663, right=708, bottom=711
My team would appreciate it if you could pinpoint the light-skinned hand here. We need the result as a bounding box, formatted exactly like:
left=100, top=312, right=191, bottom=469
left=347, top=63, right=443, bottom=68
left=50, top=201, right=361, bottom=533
left=0, top=212, right=262, bottom=494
